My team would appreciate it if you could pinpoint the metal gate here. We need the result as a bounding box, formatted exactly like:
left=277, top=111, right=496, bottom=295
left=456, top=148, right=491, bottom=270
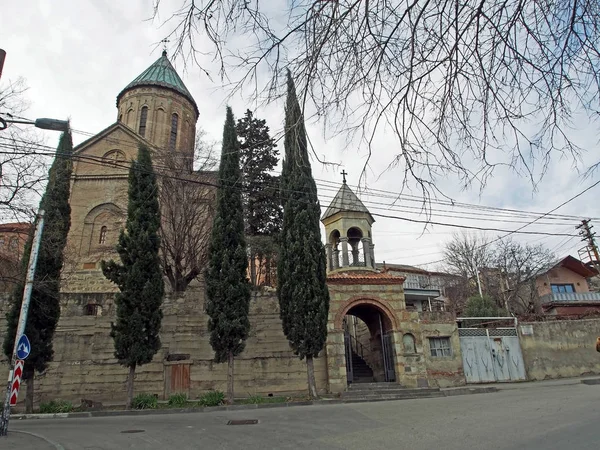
left=459, top=328, right=526, bottom=383
left=382, top=332, right=396, bottom=382
left=344, top=331, right=353, bottom=383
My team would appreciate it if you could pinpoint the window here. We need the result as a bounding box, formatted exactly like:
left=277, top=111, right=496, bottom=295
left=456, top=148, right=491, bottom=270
left=403, top=333, right=416, bottom=354
left=139, top=106, right=148, bottom=137
left=102, top=150, right=126, bottom=167
left=99, top=226, right=108, bottom=245
left=119, top=113, right=123, bottom=122
left=551, top=284, right=575, bottom=294
left=84, top=304, right=102, bottom=316
left=169, top=113, right=178, bottom=150
left=9, top=237, right=18, bottom=250
left=429, top=337, right=452, bottom=357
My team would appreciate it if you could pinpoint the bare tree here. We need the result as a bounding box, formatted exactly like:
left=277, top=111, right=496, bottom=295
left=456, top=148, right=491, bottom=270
left=153, top=1, right=600, bottom=198
left=443, top=232, right=555, bottom=313
left=443, top=231, right=493, bottom=279
left=156, top=132, right=218, bottom=294
left=0, top=78, right=48, bottom=220
left=494, top=239, right=554, bottom=314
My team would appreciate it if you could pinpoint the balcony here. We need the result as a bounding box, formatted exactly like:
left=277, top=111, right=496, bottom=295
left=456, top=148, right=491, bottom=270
left=541, top=292, right=600, bottom=303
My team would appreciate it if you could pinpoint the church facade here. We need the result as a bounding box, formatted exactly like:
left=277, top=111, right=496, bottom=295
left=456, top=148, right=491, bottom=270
left=1, top=53, right=466, bottom=405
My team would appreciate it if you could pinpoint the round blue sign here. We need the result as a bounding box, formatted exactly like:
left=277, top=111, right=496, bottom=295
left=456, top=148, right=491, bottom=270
left=16, top=334, right=31, bottom=360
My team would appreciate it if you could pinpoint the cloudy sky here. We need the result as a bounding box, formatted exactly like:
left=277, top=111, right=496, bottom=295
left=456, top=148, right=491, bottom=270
left=1, top=0, right=599, bottom=270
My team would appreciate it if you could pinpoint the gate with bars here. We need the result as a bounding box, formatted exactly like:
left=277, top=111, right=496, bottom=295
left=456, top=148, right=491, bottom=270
left=458, top=323, right=526, bottom=383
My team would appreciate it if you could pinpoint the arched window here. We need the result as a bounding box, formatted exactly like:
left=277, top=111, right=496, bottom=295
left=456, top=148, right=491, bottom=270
left=403, top=333, right=416, bottom=354
left=99, top=226, right=108, bottom=245
left=139, top=106, right=149, bottom=137
left=169, top=113, right=178, bottom=150
left=102, top=150, right=126, bottom=167
left=118, top=113, right=123, bottom=122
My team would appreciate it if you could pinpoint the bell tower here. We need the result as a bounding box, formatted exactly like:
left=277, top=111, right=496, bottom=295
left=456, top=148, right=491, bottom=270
left=321, top=173, right=376, bottom=272
left=115, top=51, right=199, bottom=170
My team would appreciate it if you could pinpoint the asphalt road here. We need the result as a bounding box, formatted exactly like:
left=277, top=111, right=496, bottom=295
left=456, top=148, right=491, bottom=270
left=5, top=381, right=600, bottom=449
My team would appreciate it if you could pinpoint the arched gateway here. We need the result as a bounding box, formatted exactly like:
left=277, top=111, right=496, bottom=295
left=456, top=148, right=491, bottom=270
left=321, top=178, right=407, bottom=391
left=319, top=175, right=468, bottom=394
left=340, top=300, right=397, bottom=383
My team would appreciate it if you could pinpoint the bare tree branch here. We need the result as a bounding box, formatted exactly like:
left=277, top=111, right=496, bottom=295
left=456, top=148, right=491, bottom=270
left=0, top=77, right=49, bottom=221
left=155, top=131, right=218, bottom=293
left=153, top=0, right=600, bottom=199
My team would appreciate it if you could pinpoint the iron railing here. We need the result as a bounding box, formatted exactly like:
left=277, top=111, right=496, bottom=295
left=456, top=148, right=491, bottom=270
left=540, top=292, right=600, bottom=303
left=348, top=333, right=366, bottom=360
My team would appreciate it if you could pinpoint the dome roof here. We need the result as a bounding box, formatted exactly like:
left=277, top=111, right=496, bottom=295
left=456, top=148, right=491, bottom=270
left=116, top=51, right=198, bottom=116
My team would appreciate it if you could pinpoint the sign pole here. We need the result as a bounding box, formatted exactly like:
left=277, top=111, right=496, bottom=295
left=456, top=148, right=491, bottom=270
left=0, top=209, right=45, bottom=436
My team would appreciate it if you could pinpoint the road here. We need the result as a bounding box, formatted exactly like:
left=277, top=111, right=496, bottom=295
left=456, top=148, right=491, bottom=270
left=6, top=380, right=600, bottom=449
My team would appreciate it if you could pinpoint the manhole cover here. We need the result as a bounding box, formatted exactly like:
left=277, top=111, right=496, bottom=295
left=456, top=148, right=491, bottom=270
left=227, top=419, right=258, bottom=425
left=121, top=429, right=145, bottom=434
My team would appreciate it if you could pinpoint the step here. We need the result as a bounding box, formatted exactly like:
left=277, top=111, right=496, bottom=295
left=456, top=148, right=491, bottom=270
left=343, top=389, right=442, bottom=398
left=342, top=387, right=443, bottom=399
left=341, top=391, right=445, bottom=403
left=348, top=382, right=439, bottom=391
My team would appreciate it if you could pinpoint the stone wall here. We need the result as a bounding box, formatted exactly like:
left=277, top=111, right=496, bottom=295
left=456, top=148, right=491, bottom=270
left=519, top=318, right=600, bottom=380
left=0, top=287, right=328, bottom=406
left=398, top=311, right=465, bottom=388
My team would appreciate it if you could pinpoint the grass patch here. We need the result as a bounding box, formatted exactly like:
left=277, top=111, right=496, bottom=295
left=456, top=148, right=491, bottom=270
left=167, top=392, right=188, bottom=408
left=131, top=393, right=158, bottom=410
left=198, top=390, right=225, bottom=407
left=236, top=395, right=288, bottom=405
left=39, top=400, right=74, bottom=414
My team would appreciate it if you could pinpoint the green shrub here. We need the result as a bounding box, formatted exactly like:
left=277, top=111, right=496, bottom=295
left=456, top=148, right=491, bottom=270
left=199, top=390, right=225, bottom=407
left=39, top=400, right=73, bottom=414
left=131, top=393, right=158, bottom=410
left=168, top=392, right=188, bottom=408
left=247, top=394, right=263, bottom=404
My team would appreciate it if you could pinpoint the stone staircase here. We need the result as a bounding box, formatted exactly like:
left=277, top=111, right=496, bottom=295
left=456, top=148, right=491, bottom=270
left=350, top=352, right=374, bottom=383
left=341, top=382, right=445, bottom=403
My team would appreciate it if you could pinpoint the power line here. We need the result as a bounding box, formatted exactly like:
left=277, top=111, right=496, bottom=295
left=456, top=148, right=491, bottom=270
left=0, top=145, right=585, bottom=237
left=2, top=133, right=596, bottom=222
left=0, top=138, right=591, bottom=229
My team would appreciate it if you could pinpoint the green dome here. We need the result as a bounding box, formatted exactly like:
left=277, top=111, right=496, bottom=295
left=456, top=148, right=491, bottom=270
left=117, top=51, right=198, bottom=116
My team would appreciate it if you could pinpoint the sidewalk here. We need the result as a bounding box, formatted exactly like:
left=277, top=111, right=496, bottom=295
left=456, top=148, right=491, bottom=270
left=3, top=430, right=60, bottom=450
left=457, top=375, right=600, bottom=391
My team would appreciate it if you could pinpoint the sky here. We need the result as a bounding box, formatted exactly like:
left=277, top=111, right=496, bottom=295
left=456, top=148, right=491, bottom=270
left=1, top=0, right=599, bottom=271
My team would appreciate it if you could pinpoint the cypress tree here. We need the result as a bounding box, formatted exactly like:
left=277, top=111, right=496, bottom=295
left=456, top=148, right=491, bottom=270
left=101, top=144, right=164, bottom=409
left=205, top=107, right=251, bottom=404
left=3, top=130, right=73, bottom=413
left=277, top=71, right=330, bottom=399
left=236, top=110, right=283, bottom=287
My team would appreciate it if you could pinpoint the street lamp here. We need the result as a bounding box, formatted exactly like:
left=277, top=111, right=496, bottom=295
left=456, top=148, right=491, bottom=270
left=0, top=118, right=69, bottom=437
left=0, top=117, right=70, bottom=132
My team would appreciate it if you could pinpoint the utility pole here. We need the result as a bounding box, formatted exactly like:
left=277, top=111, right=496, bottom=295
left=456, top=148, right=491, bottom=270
left=0, top=49, right=6, bottom=81
left=0, top=210, right=45, bottom=436
left=576, top=219, right=600, bottom=274
left=473, top=260, right=483, bottom=297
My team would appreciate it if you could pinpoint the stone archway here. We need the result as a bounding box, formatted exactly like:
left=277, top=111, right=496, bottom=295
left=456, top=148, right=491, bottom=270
left=342, top=301, right=397, bottom=383
left=326, top=297, right=401, bottom=392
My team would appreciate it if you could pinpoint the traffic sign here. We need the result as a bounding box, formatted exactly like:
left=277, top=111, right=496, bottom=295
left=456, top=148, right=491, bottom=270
left=10, top=360, right=24, bottom=406
left=16, top=335, right=30, bottom=360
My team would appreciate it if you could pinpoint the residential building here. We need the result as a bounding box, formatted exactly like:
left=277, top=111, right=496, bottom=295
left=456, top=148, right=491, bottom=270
left=0, top=222, right=32, bottom=292
left=537, top=255, right=600, bottom=316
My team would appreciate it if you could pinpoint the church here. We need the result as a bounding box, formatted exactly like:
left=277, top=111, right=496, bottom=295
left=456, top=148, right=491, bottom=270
left=2, top=53, right=467, bottom=404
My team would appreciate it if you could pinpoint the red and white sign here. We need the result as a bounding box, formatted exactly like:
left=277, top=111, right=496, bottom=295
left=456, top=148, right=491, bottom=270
left=9, top=360, right=24, bottom=406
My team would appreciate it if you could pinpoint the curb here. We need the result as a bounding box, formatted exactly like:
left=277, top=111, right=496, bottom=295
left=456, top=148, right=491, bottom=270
left=581, top=378, right=600, bottom=385
left=10, top=430, right=66, bottom=450
left=11, top=387, right=497, bottom=421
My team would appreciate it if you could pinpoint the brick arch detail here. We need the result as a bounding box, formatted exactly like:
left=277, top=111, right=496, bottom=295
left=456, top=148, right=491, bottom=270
left=333, top=296, right=400, bottom=331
